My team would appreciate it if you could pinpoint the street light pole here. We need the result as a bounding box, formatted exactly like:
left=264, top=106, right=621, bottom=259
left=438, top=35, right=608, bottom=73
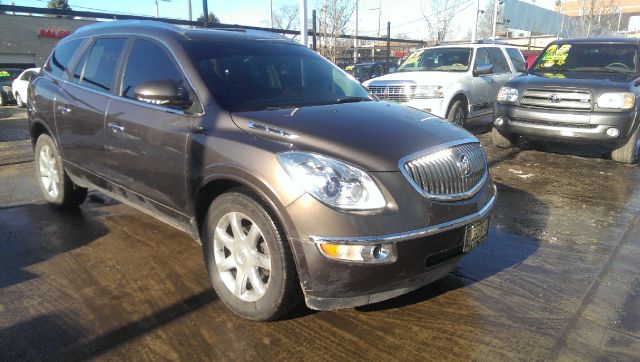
left=269, top=0, right=273, bottom=28
left=299, top=0, right=308, bottom=46
left=155, top=0, right=160, bottom=18
left=471, top=0, right=480, bottom=42
left=354, top=0, right=358, bottom=64
left=491, top=0, right=499, bottom=40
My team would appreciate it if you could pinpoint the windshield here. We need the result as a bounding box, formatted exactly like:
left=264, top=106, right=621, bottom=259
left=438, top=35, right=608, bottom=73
left=183, top=40, right=371, bottom=112
left=532, top=43, right=638, bottom=74
left=397, top=47, right=472, bottom=72
left=0, top=69, right=22, bottom=85
left=353, top=65, right=372, bottom=78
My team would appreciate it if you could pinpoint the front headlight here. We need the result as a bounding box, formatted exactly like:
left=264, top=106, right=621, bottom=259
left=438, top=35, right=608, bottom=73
left=277, top=152, right=386, bottom=210
left=597, top=92, right=635, bottom=110
left=414, top=85, right=444, bottom=98
left=496, top=87, right=519, bottom=103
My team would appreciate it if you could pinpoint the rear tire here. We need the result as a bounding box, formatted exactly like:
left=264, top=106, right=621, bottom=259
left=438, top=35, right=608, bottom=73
left=611, top=126, right=639, bottom=164
left=34, top=134, right=87, bottom=208
left=0, top=94, right=5, bottom=107
left=202, top=190, right=301, bottom=321
left=492, top=127, right=517, bottom=148
left=16, top=93, right=25, bottom=108
left=446, top=99, right=467, bottom=127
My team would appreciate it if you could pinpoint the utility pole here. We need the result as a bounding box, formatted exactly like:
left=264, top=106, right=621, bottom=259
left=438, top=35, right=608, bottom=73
left=471, top=0, right=480, bottom=42
left=188, top=0, right=192, bottom=23
left=155, top=0, right=160, bottom=18
left=269, top=0, right=273, bottom=28
left=491, top=0, right=499, bottom=40
left=354, top=0, right=358, bottom=64
left=299, top=0, right=308, bottom=46
left=202, top=0, right=208, bottom=27
left=386, top=21, right=390, bottom=67
left=557, top=0, right=564, bottom=39
left=312, top=9, right=317, bottom=51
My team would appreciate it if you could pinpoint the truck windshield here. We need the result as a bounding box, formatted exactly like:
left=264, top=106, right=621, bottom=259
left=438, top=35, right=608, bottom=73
left=532, top=43, right=638, bottom=74
left=397, top=48, right=472, bottom=72
left=183, top=40, right=371, bottom=112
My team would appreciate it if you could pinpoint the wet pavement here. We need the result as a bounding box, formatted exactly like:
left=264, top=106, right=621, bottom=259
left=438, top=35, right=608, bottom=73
left=0, top=106, right=638, bottom=360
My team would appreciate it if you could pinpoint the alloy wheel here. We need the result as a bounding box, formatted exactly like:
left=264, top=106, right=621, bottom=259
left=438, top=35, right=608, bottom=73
left=213, top=212, right=272, bottom=302
left=39, top=145, right=60, bottom=198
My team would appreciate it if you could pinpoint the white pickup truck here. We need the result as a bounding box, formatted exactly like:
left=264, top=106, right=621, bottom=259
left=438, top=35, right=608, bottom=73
left=363, top=43, right=526, bottom=127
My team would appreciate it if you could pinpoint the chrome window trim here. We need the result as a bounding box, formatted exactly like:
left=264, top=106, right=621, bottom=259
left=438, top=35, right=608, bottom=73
left=310, top=188, right=495, bottom=245
left=398, top=138, right=488, bottom=201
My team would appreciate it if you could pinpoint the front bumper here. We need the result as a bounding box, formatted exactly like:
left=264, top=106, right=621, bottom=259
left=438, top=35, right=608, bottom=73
left=494, top=104, right=638, bottom=146
left=286, top=174, right=496, bottom=310
left=402, top=98, right=445, bottom=117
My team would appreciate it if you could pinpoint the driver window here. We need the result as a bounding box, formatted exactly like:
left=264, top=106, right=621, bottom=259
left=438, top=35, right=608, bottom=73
left=474, top=48, right=491, bottom=69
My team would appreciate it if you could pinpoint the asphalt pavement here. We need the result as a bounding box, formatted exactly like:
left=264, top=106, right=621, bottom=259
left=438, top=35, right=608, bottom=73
left=0, top=106, right=638, bottom=360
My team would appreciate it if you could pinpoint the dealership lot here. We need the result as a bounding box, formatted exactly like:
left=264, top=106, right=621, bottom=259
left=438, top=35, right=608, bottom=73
left=0, top=106, right=638, bottom=360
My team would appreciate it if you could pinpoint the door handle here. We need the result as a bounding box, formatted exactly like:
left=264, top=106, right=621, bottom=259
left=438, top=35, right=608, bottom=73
left=56, top=105, right=71, bottom=114
left=107, top=122, right=125, bottom=133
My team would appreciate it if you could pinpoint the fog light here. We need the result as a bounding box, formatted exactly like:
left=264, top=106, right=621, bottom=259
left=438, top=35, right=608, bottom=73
left=494, top=117, right=505, bottom=126
left=318, top=243, right=394, bottom=263
left=606, top=128, right=620, bottom=137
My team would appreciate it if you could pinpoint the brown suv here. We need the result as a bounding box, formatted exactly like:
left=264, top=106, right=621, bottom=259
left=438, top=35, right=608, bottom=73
left=28, top=21, right=496, bottom=321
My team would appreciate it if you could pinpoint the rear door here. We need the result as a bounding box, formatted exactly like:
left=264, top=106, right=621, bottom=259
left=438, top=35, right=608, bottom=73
left=55, top=37, right=127, bottom=178
left=471, top=48, right=495, bottom=118
left=104, top=37, right=198, bottom=213
left=487, top=47, right=514, bottom=95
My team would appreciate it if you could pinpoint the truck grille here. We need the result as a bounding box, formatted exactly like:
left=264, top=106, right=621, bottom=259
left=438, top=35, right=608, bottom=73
left=520, top=88, right=592, bottom=111
left=403, top=142, right=487, bottom=200
left=511, top=118, right=597, bottom=129
left=368, top=84, right=417, bottom=103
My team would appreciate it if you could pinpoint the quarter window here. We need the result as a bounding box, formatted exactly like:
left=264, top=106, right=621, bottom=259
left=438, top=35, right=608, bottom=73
left=44, top=38, right=83, bottom=79
left=487, top=48, right=511, bottom=73
left=121, top=39, right=185, bottom=100
left=72, top=38, right=126, bottom=92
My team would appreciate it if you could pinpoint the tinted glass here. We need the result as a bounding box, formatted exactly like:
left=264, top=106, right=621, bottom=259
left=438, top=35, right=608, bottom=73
left=121, top=39, right=184, bottom=99
left=73, top=38, right=126, bottom=92
left=488, top=48, right=510, bottom=73
left=398, top=48, right=472, bottom=72
left=474, top=48, right=491, bottom=67
left=45, top=38, right=83, bottom=79
left=506, top=48, right=526, bottom=72
left=532, top=43, right=638, bottom=73
left=184, top=40, right=371, bottom=112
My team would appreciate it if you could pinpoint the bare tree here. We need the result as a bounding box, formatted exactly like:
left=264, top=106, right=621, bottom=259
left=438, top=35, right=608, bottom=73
left=422, top=0, right=465, bottom=44
left=316, top=0, right=356, bottom=63
left=476, top=0, right=506, bottom=40
left=272, top=4, right=299, bottom=39
left=575, top=0, right=617, bottom=36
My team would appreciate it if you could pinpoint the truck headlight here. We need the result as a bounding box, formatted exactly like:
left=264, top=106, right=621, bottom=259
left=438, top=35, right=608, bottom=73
left=597, top=92, right=635, bottom=110
left=278, top=152, right=386, bottom=210
left=414, top=85, right=444, bottom=99
left=497, top=87, right=519, bottom=103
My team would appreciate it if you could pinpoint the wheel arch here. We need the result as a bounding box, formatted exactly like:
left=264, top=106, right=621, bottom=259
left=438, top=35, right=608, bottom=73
left=446, top=93, right=469, bottom=117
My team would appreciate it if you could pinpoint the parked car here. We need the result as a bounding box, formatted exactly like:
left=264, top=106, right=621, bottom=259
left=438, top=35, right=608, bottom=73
left=29, top=21, right=495, bottom=321
left=352, top=62, right=388, bottom=83
left=12, top=67, right=40, bottom=108
left=363, top=43, right=527, bottom=127
left=0, top=68, right=23, bottom=106
left=493, top=38, right=640, bottom=164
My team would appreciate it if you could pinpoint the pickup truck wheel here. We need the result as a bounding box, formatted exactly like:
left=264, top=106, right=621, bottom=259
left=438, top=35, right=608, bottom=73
left=446, top=100, right=467, bottom=127
left=203, top=191, right=301, bottom=321
left=35, top=134, right=87, bottom=208
left=611, top=126, right=639, bottom=164
left=492, top=127, right=517, bottom=148
left=16, top=93, right=25, bottom=108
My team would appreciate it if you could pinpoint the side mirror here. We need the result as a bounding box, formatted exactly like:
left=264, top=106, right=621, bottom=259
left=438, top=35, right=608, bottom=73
left=133, top=80, right=192, bottom=109
left=473, top=64, right=494, bottom=76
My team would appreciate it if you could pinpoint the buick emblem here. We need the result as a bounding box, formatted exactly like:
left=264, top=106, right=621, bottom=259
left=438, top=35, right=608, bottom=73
left=457, top=154, right=472, bottom=177
left=548, top=94, right=562, bottom=103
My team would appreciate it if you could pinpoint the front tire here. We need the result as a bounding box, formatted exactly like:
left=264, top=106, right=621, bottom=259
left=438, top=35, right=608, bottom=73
left=446, top=99, right=467, bottom=127
left=611, top=126, right=639, bottom=164
left=492, top=127, right=517, bottom=148
left=34, top=134, right=87, bottom=208
left=202, top=190, right=301, bottom=321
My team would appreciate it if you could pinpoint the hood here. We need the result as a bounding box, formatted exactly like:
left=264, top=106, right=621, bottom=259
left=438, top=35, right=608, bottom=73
left=509, top=71, right=639, bottom=92
left=230, top=101, right=475, bottom=172
left=363, top=71, right=468, bottom=87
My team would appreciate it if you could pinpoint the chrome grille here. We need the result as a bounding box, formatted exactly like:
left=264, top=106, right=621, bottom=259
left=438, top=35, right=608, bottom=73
left=403, top=142, right=487, bottom=200
left=368, top=84, right=417, bottom=103
left=521, top=88, right=592, bottom=111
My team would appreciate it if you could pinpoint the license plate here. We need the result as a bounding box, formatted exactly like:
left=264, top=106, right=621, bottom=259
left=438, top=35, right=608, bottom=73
left=463, top=217, right=489, bottom=252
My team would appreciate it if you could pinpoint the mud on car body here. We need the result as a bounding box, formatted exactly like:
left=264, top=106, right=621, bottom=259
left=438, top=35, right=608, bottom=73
left=28, top=20, right=495, bottom=320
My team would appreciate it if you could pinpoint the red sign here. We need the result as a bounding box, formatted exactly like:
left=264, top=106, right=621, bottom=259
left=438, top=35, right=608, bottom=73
left=38, top=29, right=71, bottom=39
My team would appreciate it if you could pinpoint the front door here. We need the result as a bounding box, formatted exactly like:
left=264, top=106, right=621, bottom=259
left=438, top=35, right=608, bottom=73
left=105, top=38, right=198, bottom=213
left=470, top=48, right=495, bottom=118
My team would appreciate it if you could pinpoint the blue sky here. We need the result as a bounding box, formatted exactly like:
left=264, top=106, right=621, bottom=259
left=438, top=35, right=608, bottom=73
left=9, top=0, right=556, bottom=40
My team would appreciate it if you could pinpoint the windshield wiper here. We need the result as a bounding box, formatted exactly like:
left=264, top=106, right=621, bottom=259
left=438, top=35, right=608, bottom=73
left=333, top=96, right=367, bottom=104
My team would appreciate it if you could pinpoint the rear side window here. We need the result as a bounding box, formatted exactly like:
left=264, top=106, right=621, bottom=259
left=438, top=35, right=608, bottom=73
left=45, top=38, right=83, bottom=79
left=72, top=38, right=126, bottom=93
left=121, top=39, right=185, bottom=100
left=506, top=48, right=526, bottom=72
left=488, top=47, right=510, bottom=73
